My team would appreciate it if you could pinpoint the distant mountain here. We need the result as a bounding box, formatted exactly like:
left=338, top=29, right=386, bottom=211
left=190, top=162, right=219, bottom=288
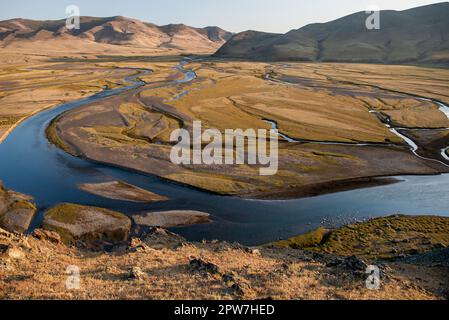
left=0, top=16, right=233, bottom=55
left=215, top=2, right=449, bottom=65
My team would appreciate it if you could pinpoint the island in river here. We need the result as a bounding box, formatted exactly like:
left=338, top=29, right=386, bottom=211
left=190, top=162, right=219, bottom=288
left=47, top=57, right=449, bottom=198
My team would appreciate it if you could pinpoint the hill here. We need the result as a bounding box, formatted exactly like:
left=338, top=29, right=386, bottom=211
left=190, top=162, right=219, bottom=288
left=215, top=2, right=449, bottom=65
left=0, top=16, right=233, bottom=56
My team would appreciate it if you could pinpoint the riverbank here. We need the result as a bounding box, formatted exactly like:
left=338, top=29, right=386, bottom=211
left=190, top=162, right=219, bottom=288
left=48, top=107, right=449, bottom=199
left=46, top=59, right=449, bottom=199
left=270, top=215, right=449, bottom=261
left=0, top=57, right=135, bottom=145
left=246, top=176, right=400, bottom=199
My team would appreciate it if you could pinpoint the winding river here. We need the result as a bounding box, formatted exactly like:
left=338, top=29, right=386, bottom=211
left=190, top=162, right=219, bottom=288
left=0, top=60, right=448, bottom=246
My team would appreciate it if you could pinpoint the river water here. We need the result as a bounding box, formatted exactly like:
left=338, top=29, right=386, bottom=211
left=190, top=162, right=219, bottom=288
left=0, top=61, right=448, bottom=246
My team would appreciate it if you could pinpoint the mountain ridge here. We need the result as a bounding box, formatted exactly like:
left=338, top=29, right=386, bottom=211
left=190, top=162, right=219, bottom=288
left=214, top=2, right=449, bottom=66
left=0, top=16, right=233, bottom=55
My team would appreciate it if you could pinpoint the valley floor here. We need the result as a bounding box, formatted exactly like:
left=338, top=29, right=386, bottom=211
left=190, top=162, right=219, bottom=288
left=2, top=53, right=449, bottom=198
left=45, top=56, right=449, bottom=198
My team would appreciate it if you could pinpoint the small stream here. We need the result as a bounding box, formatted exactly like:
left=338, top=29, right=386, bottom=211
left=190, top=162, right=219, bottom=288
left=264, top=73, right=449, bottom=168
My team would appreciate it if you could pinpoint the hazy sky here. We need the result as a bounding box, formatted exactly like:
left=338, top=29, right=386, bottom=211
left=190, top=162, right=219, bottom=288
left=0, top=0, right=445, bottom=33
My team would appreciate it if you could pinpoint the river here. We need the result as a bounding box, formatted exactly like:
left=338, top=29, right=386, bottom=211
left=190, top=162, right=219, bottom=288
left=0, top=60, right=448, bottom=246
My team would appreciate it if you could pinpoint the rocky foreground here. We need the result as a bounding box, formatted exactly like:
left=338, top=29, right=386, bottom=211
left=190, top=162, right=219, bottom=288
left=1, top=220, right=449, bottom=299
left=1, top=225, right=448, bottom=300
left=0, top=183, right=448, bottom=300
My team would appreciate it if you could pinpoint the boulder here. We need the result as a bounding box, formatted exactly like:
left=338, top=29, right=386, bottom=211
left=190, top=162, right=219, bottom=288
left=6, top=246, right=25, bottom=260
left=33, top=228, right=61, bottom=244
left=0, top=181, right=36, bottom=233
left=327, top=255, right=368, bottom=276
left=127, top=266, right=146, bottom=280
left=141, top=227, right=187, bottom=250
left=230, top=282, right=250, bottom=297
left=0, top=243, right=9, bottom=254
left=189, top=258, right=220, bottom=275
left=42, top=203, right=131, bottom=246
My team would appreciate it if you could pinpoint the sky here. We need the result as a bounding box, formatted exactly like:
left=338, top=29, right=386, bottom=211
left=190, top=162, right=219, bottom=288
left=0, top=0, right=445, bottom=33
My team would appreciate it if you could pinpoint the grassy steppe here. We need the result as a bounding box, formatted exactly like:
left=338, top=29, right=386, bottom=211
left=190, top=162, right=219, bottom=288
left=0, top=54, right=136, bottom=142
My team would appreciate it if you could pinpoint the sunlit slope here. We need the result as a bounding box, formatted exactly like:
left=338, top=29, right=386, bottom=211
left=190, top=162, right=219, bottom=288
left=0, top=16, right=233, bottom=56
left=215, top=2, right=449, bottom=65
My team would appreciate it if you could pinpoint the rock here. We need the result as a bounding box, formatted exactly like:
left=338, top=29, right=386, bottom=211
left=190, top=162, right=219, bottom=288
left=230, top=282, right=250, bottom=296
left=244, top=247, right=261, bottom=256
left=128, top=238, right=150, bottom=253
left=127, top=237, right=159, bottom=253
left=0, top=227, right=11, bottom=238
left=189, top=258, right=220, bottom=275
left=42, top=203, right=131, bottom=247
left=33, top=229, right=61, bottom=244
left=401, top=248, right=449, bottom=267
left=6, top=246, right=25, bottom=260
left=0, top=259, right=10, bottom=270
left=128, top=267, right=145, bottom=280
left=327, top=255, right=368, bottom=276
left=0, top=182, right=36, bottom=233
left=141, top=227, right=187, bottom=250
left=132, top=210, right=211, bottom=228
left=221, top=273, right=254, bottom=296
left=281, top=263, right=290, bottom=271
left=344, top=256, right=368, bottom=271
left=222, top=273, right=237, bottom=284
left=79, top=181, right=168, bottom=203
left=0, top=243, right=9, bottom=254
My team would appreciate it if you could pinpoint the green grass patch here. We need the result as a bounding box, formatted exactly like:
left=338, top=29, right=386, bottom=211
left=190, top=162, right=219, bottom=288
left=43, top=203, right=131, bottom=244
left=270, top=227, right=329, bottom=249
left=272, top=215, right=449, bottom=261
left=45, top=203, right=128, bottom=224
left=45, top=118, right=75, bottom=154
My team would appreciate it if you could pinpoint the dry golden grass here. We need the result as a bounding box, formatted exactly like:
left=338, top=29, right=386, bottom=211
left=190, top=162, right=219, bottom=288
left=277, top=63, right=449, bottom=129
left=0, top=55, right=136, bottom=143
left=49, top=59, right=449, bottom=197
left=162, top=62, right=404, bottom=143
left=1, top=226, right=447, bottom=300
